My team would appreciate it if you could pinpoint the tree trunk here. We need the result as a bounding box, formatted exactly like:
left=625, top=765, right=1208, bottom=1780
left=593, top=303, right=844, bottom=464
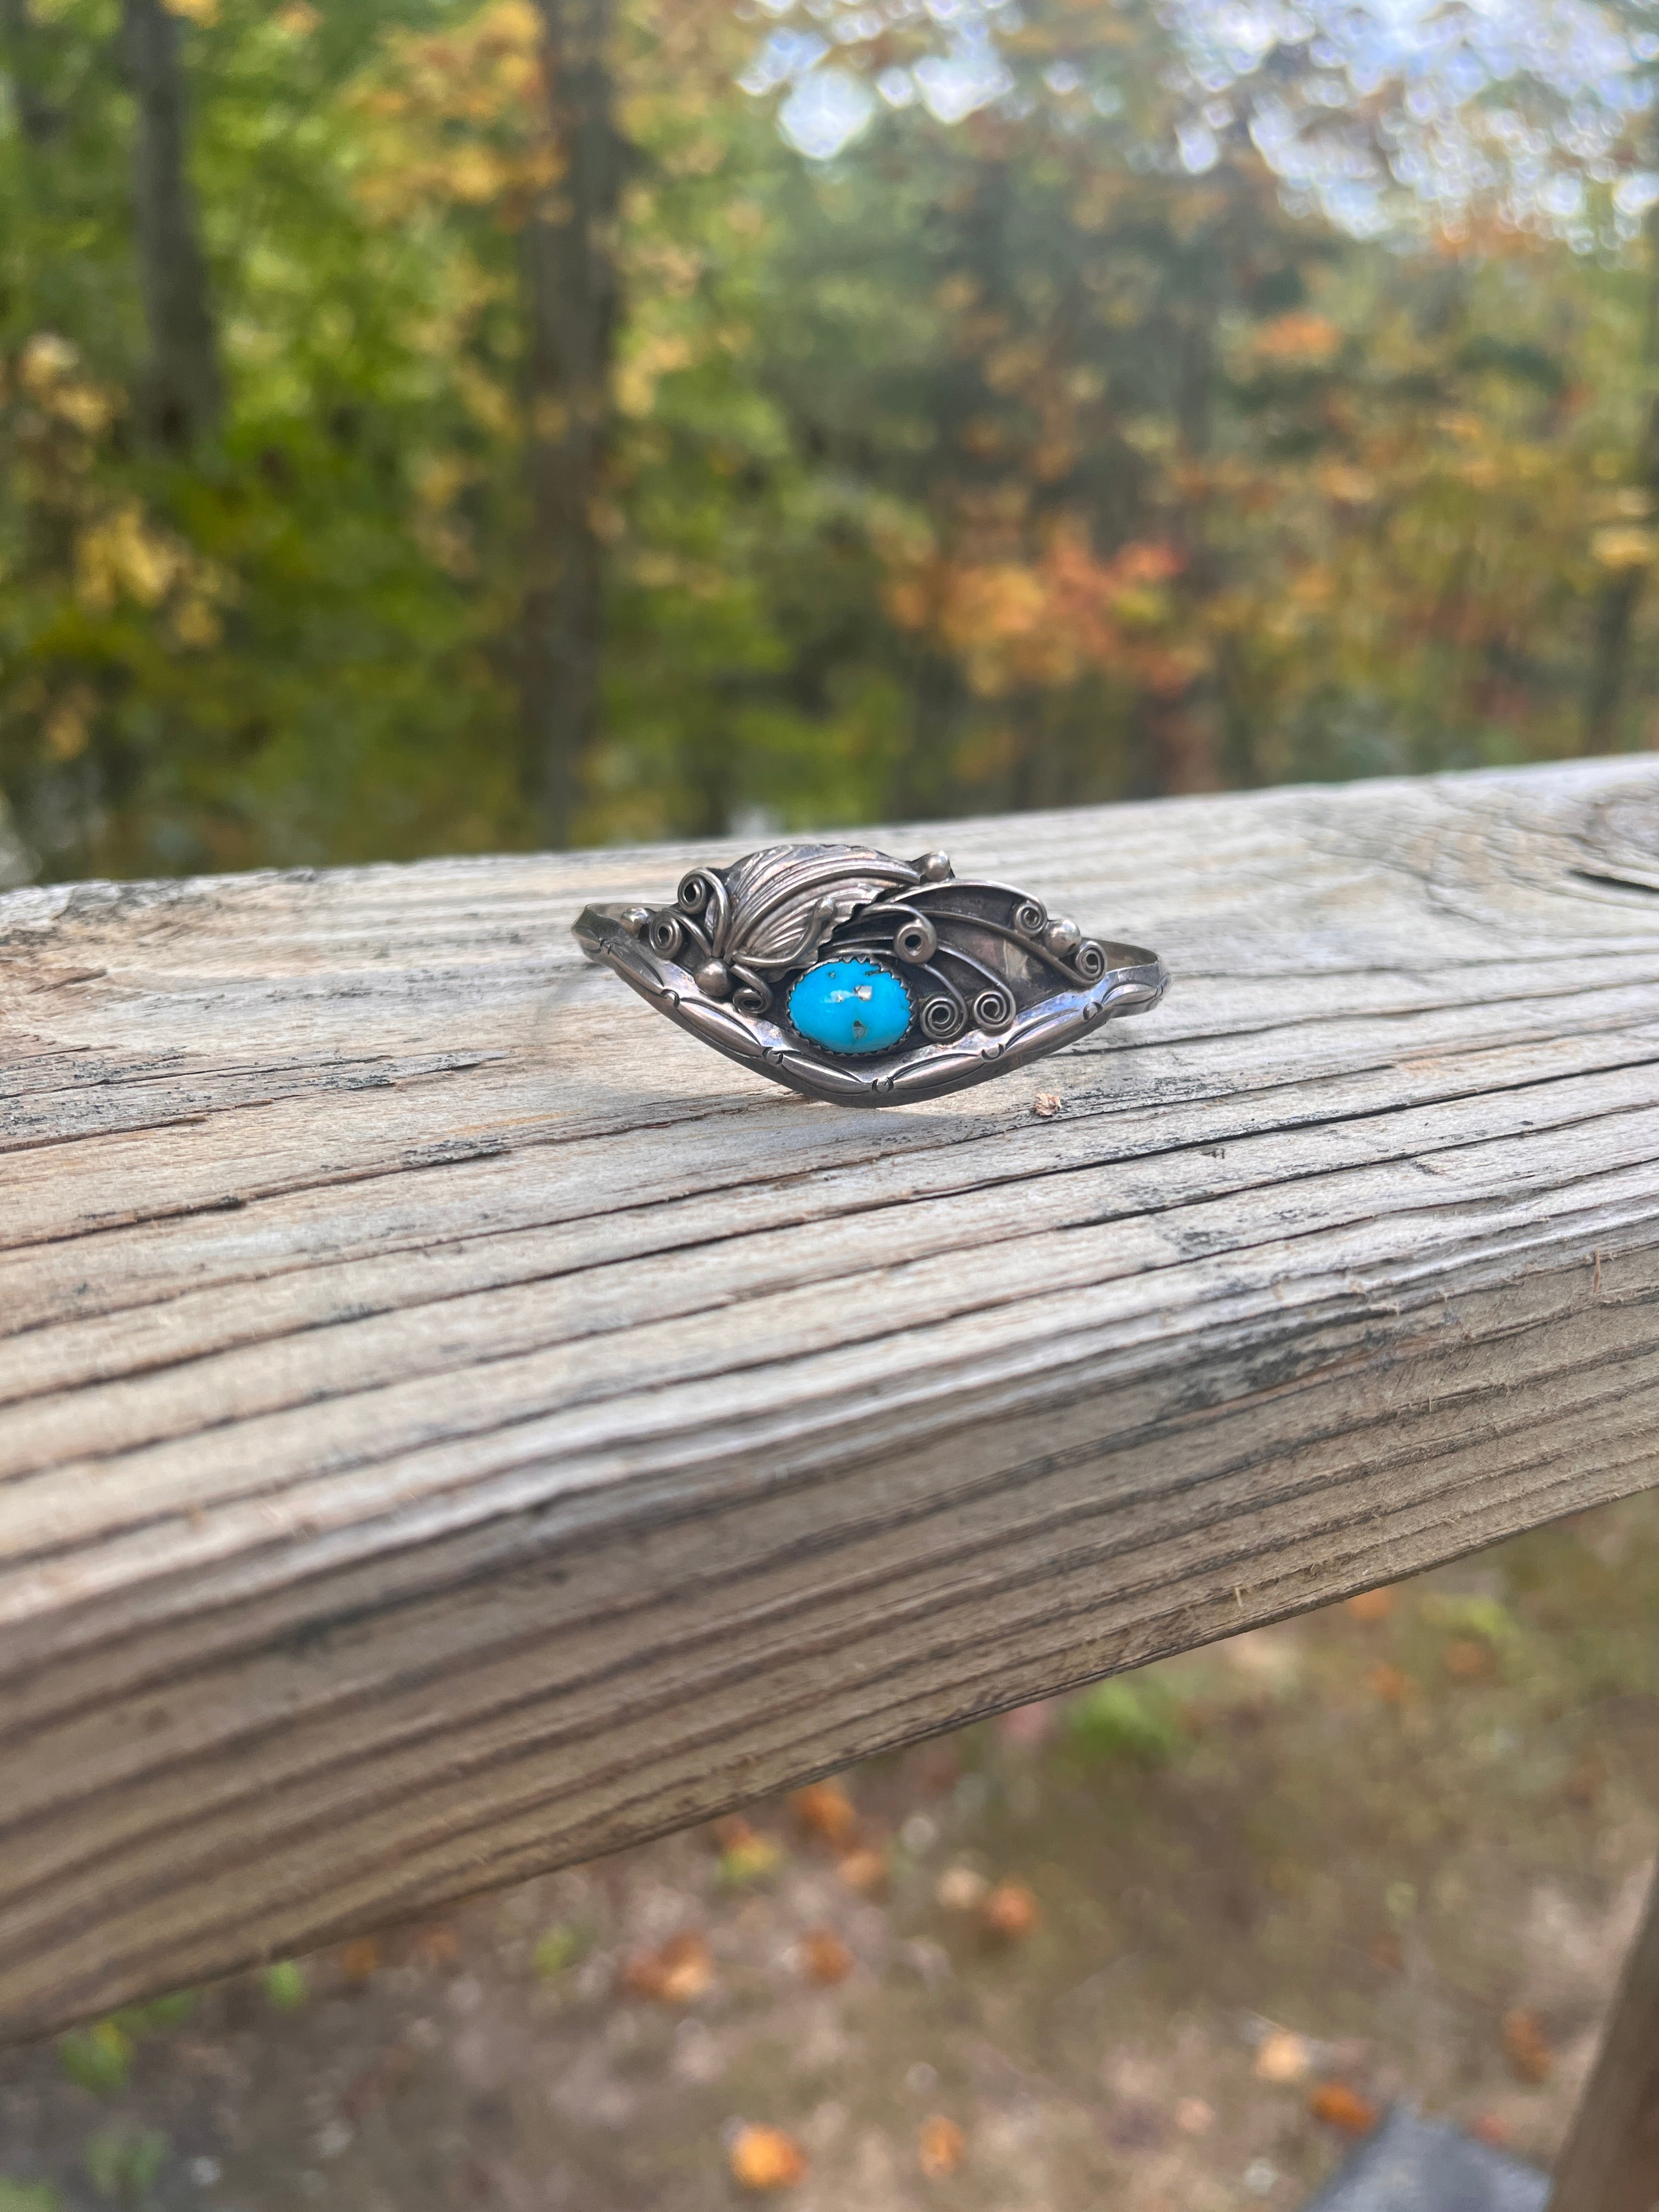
left=1584, top=391, right=1659, bottom=755
left=1, top=0, right=59, bottom=146
left=521, top=0, right=621, bottom=849
left=1583, top=171, right=1659, bottom=755
left=121, top=0, right=220, bottom=448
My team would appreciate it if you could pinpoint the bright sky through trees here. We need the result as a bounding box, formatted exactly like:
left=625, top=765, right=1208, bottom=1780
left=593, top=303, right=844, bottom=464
left=746, top=0, right=1659, bottom=244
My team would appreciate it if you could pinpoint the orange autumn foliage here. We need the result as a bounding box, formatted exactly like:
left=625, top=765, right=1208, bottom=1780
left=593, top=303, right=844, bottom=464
left=1310, top=2083, right=1380, bottom=2136
left=1368, top=1662, right=1413, bottom=1707
left=980, top=1878, right=1041, bottom=1941
left=1502, top=2008, right=1554, bottom=2083
left=836, top=1845, right=890, bottom=1897
left=886, top=530, right=1191, bottom=699
left=1345, top=1588, right=1396, bottom=1624
left=918, top=2114, right=966, bottom=2179
left=790, top=1781, right=860, bottom=1850
left=798, top=1928, right=853, bottom=1986
left=1445, top=1638, right=1497, bottom=1681
left=337, top=1936, right=382, bottom=1983
left=622, top=1929, right=714, bottom=2004
left=729, top=2124, right=809, bottom=2191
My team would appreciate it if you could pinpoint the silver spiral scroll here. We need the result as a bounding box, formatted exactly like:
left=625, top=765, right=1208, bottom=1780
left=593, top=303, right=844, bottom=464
left=825, top=874, right=1103, bottom=1044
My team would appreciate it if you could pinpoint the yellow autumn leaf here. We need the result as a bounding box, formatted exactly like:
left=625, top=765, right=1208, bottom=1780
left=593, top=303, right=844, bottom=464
left=47, top=380, right=114, bottom=438
left=172, top=597, right=223, bottom=650
left=445, top=143, right=513, bottom=205
left=1318, top=462, right=1378, bottom=505
left=76, top=503, right=182, bottom=612
left=1592, top=524, right=1657, bottom=570
left=19, top=332, right=78, bottom=391
left=45, top=687, right=93, bottom=762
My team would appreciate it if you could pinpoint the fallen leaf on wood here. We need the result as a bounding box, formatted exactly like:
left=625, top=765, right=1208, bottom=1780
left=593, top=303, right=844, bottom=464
left=623, top=1930, right=714, bottom=2005
left=1254, top=2029, right=1312, bottom=2085
left=799, top=1928, right=853, bottom=1986
left=980, top=1878, right=1040, bottom=1940
left=1502, top=2008, right=1553, bottom=2084
left=1309, top=2083, right=1379, bottom=2136
left=729, top=2124, right=808, bottom=2191
left=791, top=1781, right=860, bottom=1849
left=1032, top=1092, right=1061, bottom=1120
left=918, top=2115, right=965, bottom=2178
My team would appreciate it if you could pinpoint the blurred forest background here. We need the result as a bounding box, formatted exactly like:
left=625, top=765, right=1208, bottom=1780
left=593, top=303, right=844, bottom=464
left=4, top=0, right=1659, bottom=884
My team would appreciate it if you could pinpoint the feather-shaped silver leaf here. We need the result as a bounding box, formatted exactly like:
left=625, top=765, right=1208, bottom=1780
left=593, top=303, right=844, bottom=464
left=715, top=843, right=920, bottom=975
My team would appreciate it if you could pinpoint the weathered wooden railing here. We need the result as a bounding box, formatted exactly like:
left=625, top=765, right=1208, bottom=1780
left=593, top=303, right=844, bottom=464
left=3, top=760, right=1657, bottom=2198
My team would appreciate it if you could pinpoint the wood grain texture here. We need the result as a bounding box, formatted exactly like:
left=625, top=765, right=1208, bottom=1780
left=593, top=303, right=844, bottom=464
left=1550, top=1861, right=1659, bottom=2212
left=3, top=760, right=1659, bottom=2041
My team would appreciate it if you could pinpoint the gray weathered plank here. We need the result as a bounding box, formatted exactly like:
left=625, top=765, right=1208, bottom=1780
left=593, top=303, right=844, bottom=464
left=2, top=760, right=1658, bottom=2040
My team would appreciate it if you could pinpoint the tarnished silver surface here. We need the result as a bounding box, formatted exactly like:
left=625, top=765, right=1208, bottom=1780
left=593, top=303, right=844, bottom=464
left=574, top=840, right=1167, bottom=1106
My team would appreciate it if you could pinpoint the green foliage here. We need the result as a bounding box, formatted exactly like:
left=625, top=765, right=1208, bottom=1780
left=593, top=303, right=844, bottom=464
left=1420, top=1594, right=1525, bottom=1661
left=57, top=1988, right=196, bottom=2097
left=261, top=1959, right=308, bottom=2010
left=531, top=1920, right=594, bottom=1977
left=57, top=2021, right=132, bottom=2097
left=0, top=2182, right=61, bottom=2212
left=108, top=1989, right=196, bottom=2037
left=715, top=1833, right=785, bottom=1888
left=1065, top=1678, right=1187, bottom=1768
left=82, top=2130, right=167, bottom=2205
left=2, top=0, right=1657, bottom=881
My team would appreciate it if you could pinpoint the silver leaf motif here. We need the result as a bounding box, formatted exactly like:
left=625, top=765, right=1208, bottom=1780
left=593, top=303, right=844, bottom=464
left=717, top=843, right=920, bottom=975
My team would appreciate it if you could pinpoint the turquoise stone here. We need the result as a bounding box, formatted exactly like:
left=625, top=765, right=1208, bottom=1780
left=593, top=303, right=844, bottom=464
left=787, top=957, right=913, bottom=1056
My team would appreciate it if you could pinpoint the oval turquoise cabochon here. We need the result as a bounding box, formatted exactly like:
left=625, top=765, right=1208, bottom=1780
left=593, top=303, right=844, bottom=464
left=787, top=958, right=914, bottom=1057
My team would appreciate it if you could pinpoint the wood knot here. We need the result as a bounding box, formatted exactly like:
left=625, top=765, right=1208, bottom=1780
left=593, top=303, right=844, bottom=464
left=1573, top=788, right=1659, bottom=898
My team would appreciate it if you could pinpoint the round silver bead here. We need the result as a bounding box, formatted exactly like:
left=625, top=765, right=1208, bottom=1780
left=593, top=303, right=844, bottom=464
left=1045, top=917, right=1081, bottom=957
left=695, top=959, right=733, bottom=1000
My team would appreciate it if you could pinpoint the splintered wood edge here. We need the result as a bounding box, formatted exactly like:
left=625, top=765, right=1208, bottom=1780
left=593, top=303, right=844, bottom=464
left=2, top=760, right=1658, bottom=2039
